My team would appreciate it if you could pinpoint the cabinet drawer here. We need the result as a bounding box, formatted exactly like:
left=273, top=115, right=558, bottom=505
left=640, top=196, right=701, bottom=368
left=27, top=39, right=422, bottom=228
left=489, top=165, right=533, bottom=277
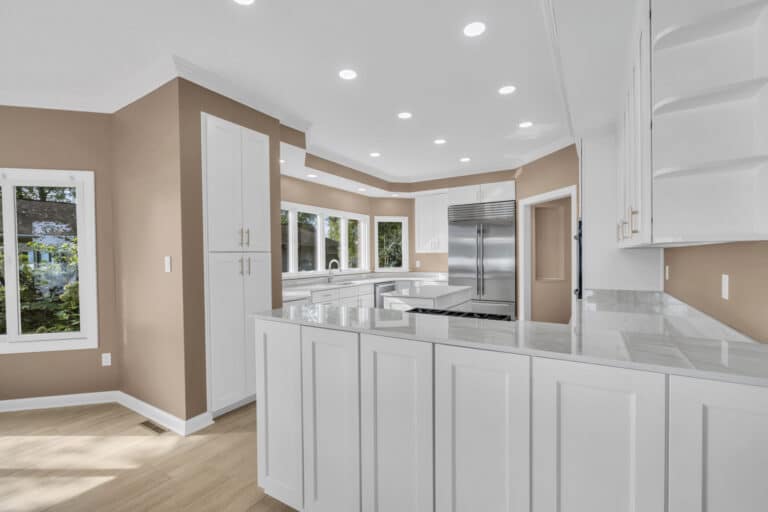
left=340, top=296, right=359, bottom=307
left=357, top=284, right=374, bottom=296
left=339, top=285, right=359, bottom=298
left=312, top=289, right=340, bottom=303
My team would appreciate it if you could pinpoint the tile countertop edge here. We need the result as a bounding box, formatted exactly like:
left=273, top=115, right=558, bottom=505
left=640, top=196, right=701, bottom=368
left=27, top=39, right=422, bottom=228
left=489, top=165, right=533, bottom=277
left=251, top=309, right=768, bottom=389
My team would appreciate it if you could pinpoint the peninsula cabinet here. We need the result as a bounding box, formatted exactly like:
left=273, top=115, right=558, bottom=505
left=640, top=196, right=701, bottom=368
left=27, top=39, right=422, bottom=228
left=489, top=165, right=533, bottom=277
left=531, top=358, right=666, bottom=512
left=360, top=335, right=433, bottom=512
left=301, top=327, right=360, bottom=512
left=669, top=376, right=768, bottom=512
left=254, top=321, right=303, bottom=511
left=435, top=345, right=530, bottom=512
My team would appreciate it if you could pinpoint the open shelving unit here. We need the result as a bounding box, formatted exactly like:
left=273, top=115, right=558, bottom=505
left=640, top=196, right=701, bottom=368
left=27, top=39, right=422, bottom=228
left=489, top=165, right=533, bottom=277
left=650, top=0, right=768, bottom=244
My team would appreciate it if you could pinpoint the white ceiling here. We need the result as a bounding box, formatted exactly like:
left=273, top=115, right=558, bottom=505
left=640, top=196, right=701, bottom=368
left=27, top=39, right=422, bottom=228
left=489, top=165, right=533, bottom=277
left=0, top=0, right=576, bottom=181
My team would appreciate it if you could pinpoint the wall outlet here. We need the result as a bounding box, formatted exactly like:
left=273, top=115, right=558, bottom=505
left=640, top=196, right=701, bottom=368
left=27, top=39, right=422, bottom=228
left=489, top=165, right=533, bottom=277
left=665, top=265, right=670, bottom=281
left=721, top=274, right=730, bottom=300
left=164, top=256, right=172, bottom=273
left=415, top=260, right=421, bottom=269
left=101, top=353, right=112, bottom=367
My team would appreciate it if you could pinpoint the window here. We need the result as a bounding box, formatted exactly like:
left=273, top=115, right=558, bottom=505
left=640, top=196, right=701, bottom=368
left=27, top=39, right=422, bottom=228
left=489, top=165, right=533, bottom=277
left=280, top=209, right=289, bottom=273
left=281, top=202, right=368, bottom=275
left=0, top=170, right=98, bottom=354
left=375, top=216, right=409, bottom=272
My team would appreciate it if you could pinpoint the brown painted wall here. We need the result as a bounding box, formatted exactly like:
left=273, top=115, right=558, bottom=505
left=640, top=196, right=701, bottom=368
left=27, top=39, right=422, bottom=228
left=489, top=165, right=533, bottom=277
left=665, top=243, right=768, bottom=343
left=112, top=80, right=187, bottom=418
left=178, top=78, right=282, bottom=418
left=531, top=197, right=572, bottom=323
left=0, top=106, right=119, bottom=400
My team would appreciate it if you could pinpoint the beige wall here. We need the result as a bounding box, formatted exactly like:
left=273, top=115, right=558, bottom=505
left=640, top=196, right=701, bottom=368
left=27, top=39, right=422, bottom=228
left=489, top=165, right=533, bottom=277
left=177, top=78, right=283, bottom=418
left=665, top=242, right=768, bottom=343
left=0, top=107, right=119, bottom=400
left=531, top=197, right=572, bottom=324
left=111, top=80, right=188, bottom=418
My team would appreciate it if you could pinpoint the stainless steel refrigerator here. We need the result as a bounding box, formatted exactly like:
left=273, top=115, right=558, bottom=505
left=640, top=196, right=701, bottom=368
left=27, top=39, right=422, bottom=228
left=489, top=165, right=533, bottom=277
left=448, top=201, right=516, bottom=318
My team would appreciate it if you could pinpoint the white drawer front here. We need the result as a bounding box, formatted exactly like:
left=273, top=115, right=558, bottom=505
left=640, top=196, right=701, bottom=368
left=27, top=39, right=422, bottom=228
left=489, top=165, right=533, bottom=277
left=340, top=286, right=359, bottom=298
left=312, top=289, right=340, bottom=304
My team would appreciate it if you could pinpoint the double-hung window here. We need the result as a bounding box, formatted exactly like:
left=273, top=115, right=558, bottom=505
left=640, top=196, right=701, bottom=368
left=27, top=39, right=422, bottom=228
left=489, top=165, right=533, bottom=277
left=281, top=202, right=369, bottom=275
left=0, top=169, right=98, bottom=354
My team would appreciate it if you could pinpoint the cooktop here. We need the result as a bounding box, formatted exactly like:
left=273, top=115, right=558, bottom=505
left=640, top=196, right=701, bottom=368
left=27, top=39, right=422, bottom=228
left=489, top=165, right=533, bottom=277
left=407, top=307, right=513, bottom=322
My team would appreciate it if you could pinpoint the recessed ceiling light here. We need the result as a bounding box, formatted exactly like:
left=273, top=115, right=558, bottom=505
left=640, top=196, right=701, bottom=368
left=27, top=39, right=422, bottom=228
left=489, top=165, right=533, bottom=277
left=233, top=0, right=255, bottom=5
left=358, top=187, right=367, bottom=192
left=397, top=112, right=413, bottom=120
left=460, top=157, right=471, bottom=163
left=338, top=69, right=357, bottom=80
left=279, top=159, right=286, bottom=164
left=307, top=173, right=318, bottom=179
left=370, top=152, right=381, bottom=158
left=434, top=138, right=447, bottom=145
left=463, top=22, right=486, bottom=37
left=498, top=85, right=517, bottom=95
left=519, top=121, right=534, bottom=128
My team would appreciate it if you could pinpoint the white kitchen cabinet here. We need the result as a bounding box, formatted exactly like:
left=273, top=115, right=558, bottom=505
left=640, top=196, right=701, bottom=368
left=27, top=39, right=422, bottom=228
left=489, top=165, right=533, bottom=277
left=669, top=376, right=768, bottom=512
left=360, top=334, right=433, bottom=512
left=415, top=192, right=448, bottom=253
left=208, top=253, right=272, bottom=412
left=339, top=296, right=358, bottom=307
left=203, top=112, right=270, bottom=252
left=207, top=253, right=247, bottom=411
left=203, top=113, right=273, bottom=415
left=532, top=358, right=666, bottom=512
left=358, top=294, right=374, bottom=308
left=479, top=180, right=516, bottom=202
left=301, top=327, right=360, bottom=512
left=254, top=320, right=303, bottom=511
left=435, top=345, right=530, bottom=512
left=447, top=185, right=480, bottom=206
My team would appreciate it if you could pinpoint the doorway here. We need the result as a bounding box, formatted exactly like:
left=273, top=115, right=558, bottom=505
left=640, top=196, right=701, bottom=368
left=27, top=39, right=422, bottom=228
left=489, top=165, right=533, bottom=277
left=518, top=185, right=578, bottom=323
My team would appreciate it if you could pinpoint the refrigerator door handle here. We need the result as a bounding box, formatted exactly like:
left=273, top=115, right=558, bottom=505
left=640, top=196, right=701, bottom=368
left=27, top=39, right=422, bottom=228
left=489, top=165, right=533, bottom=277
left=476, top=225, right=481, bottom=296
left=479, top=224, right=485, bottom=297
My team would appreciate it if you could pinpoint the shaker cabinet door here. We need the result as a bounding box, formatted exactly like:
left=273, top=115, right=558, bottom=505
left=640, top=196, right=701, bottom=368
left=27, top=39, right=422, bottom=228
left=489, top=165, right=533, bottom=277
left=360, top=334, right=433, bottom=512
left=241, top=126, right=271, bottom=251
left=435, top=345, right=530, bottom=512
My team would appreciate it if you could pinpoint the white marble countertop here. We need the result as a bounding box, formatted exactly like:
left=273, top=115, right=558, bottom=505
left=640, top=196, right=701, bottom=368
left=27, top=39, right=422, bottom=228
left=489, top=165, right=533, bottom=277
left=254, top=290, right=768, bottom=387
left=381, top=284, right=471, bottom=299
left=282, top=275, right=447, bottom=300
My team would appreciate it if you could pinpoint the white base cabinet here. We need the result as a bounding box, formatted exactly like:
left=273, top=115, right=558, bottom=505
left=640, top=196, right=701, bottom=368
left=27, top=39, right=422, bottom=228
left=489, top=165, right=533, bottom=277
left=669, top=376, right=768, bottom=512
left=360, top=335, right=433, bottom=512
left=254, top=321, right=304, bottom=511
left=301, top=327, right=360, bottom=512
left=435, top=345, right=530, bottom=512
left=532, top=358, right=666, bottom=512
left=253, top=319, right=768, bottom=512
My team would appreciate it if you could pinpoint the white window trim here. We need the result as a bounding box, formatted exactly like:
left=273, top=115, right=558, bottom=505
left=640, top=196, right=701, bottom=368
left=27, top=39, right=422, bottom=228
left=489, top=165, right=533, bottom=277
left=374, top=216, right=409, bottom=272
left=281, top=201, right=370, bottom=277
left=0, top=169, right=98, bottom=354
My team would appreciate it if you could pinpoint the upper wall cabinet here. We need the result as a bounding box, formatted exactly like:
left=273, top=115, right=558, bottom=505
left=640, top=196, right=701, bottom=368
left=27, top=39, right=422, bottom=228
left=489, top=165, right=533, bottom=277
left=618, top=0, right=768, bottom=246
left=416, top=181, right=515, bottom=253
left=203, top=113, right=271, bottom=252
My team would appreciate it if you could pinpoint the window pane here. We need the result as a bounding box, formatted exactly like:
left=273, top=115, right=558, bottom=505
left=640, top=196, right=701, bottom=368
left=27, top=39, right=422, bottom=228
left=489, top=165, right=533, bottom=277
left=325, top=216, right=341, bottom=270
left=377, top=221, right=403, bottom=268
left=16, top=186, right=80, bottom=334
left=0, top=188, right=5, bottom=335
left=297, top=212, right=317, bottom=272
left=347, top=219, right=360, bottom=269
left=281, top=209, right=289, bottom=272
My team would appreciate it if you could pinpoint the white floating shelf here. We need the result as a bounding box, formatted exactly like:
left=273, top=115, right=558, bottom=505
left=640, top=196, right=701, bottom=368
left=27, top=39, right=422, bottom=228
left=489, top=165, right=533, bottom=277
left=654, top=0, right=768, bottom=52
left=654, top=77, right=768, bottom=116
left=654, top=155, right=768, bottom=180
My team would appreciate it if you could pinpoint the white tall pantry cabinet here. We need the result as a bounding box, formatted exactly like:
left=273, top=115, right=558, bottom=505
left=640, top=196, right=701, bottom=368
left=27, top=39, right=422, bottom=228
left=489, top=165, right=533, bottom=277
left=202, top=113, right=272, bottom=415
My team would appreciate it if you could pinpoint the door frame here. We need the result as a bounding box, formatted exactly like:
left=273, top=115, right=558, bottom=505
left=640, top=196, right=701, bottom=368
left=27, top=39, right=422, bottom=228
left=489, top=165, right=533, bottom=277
left=518, top=185, right=578, bottom=322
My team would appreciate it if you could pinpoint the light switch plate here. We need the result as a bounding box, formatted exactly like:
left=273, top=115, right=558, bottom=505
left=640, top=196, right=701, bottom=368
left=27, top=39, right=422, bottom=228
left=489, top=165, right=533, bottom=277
left=721, top=274, right=729, bottom=300
left=101, top=353, right=112, bottom=367
left=665, top=265, right=669, bottom=281
left=415, top=260, right=421, bottom=269
left=164, top=256, right=172, bottom=273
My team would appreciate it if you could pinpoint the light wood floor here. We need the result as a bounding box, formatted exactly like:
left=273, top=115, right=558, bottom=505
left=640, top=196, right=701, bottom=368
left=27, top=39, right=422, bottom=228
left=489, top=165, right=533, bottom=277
left=0, top=403, right=295, bottom=512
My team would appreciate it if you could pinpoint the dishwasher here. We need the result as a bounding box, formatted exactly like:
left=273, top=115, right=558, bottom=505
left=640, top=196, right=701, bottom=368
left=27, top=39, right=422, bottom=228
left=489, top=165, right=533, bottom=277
left=373, top=281, right=396, bottom=308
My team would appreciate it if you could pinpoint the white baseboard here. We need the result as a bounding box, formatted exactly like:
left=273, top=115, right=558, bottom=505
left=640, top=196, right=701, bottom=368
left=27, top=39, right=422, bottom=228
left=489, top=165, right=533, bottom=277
left=0, top=391, right=214, bottom=436
left=0, top=391, right=119, bottom=413
left=211, top=394, right=255, bottom=418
